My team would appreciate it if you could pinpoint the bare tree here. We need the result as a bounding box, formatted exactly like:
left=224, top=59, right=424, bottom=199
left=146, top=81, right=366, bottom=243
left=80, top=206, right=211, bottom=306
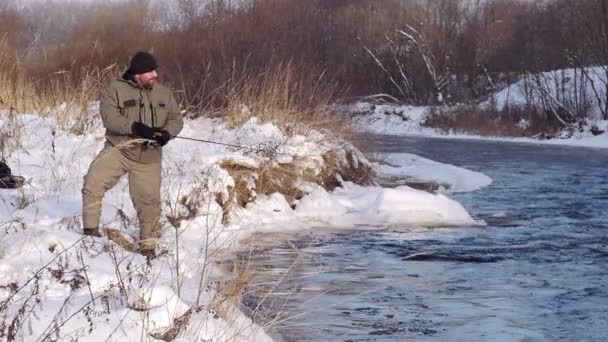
left=397, top=25, right=451, bottom=105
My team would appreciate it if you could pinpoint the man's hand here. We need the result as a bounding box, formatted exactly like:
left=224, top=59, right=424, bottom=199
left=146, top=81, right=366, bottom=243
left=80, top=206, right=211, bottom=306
left=153, top=129, right=172, bottom=146
left=131, top=122, right=155, bottom=139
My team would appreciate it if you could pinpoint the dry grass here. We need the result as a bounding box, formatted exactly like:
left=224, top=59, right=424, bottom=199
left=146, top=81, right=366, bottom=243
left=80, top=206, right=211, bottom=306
left=149, top=308, right=194, bottom=342
left=218, top=160, right=258, bottom=207
left=423, top=104, right=566, bottom=137
left=0, top=106, right=24, bottom=157
left=0, top=39, right=34, bottom=111
left=319, top=149, right=376, bottom=190
left=0, top=38, right=117, bottom=130
left=220, top=62, right=354, bottom=137
left=165, top=171, right=236, bottom=227
left=212, top=260, right=255, bottom=321
left=220, top=147, right=375, bottom=211
left=256, top=163, right=304, bottom=206
left=220, top=159, right=304, bottom=208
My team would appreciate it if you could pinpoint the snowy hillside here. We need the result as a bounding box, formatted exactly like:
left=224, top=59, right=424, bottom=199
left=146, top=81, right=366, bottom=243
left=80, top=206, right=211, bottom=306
left=489, top=66, right=607, bottom=120
left=351, top=66, right=608, bottom=148
left=0, top=107, right=490, bottom=341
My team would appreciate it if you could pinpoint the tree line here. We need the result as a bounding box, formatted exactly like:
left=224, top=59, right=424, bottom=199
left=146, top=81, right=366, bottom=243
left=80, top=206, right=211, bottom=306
left=1, top=0, right=606, bottom=112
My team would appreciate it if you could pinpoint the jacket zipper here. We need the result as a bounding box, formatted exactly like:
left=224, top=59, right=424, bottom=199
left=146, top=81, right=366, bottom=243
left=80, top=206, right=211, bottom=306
left=138, top=90, right=144, bottom=124
left=145, top=91, right=155, bottom=127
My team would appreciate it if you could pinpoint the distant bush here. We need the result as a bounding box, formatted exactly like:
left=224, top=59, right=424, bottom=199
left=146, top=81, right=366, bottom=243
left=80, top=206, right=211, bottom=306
left=423, top=104, right=565, bottom=138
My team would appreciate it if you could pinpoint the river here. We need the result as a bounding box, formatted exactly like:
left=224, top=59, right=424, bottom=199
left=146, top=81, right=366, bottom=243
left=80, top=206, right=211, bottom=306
left=226, top=136, right=608, bottom=341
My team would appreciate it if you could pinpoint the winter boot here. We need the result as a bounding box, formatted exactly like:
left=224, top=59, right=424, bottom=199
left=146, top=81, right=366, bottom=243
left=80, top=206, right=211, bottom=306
left=137, top=239, right=157, bottom=259
left=83, top=227, right=102, bottom=237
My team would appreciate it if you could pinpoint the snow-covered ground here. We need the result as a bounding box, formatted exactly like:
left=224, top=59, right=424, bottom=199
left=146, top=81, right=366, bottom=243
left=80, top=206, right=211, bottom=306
left=352, top=101, right=608, bottom=149
left=490, top=66, right=607, bottom=120
left=352, top=66, right=608, bottom=148
left=0, top=107, right=491, bottom=341
left=378, top=153, right=492, bottom=193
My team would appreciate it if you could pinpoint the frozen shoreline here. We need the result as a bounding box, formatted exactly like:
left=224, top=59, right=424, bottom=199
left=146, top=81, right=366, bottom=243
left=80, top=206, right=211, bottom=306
left=351, top=102, right=608, bottom=150
left=0, top=109, right=493, bottom=341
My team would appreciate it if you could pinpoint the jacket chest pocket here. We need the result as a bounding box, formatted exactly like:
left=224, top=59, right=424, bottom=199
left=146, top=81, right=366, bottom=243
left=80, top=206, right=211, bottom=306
left=121, top=98, right=140, bottom=121
left=154, top=101, right=169, bottom=127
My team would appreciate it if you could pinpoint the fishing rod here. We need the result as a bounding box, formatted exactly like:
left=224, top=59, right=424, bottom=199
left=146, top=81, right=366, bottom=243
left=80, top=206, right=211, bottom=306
left=173, top=135, right=296, bottom=156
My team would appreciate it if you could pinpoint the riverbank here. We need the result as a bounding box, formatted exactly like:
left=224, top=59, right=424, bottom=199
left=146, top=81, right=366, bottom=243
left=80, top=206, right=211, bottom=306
left=351, top=102, right=608, bottom=149
left=0, top=109, right=491, bottom=341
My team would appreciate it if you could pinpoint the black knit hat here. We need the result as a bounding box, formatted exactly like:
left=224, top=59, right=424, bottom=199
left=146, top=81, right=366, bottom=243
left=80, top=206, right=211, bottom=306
left=128, top=51, right=157, bottom=75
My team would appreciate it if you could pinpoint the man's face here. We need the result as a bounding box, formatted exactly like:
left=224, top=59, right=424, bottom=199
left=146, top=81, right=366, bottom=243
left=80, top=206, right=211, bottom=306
left=134, top=70, right=158, bottom=87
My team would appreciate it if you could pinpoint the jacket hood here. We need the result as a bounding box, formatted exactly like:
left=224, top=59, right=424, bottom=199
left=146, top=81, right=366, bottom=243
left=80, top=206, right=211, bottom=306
left=121, top=69, right=135, bottom=82
left=120, top=69, right=153, bottom=90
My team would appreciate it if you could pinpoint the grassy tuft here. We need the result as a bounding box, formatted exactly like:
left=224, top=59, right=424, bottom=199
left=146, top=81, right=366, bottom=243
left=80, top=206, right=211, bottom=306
left=0, top=38, right=117, bottom=130
left=423, top=104, right=566, bottom=137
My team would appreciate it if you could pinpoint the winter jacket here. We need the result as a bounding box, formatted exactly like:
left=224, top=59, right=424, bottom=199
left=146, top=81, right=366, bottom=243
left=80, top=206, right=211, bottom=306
left=100, top=74, right=183, bottom=163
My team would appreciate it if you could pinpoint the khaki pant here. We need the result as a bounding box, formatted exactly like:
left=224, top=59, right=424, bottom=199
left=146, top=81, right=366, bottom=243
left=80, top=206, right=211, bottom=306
left=82, top=143, right=161, bottom=249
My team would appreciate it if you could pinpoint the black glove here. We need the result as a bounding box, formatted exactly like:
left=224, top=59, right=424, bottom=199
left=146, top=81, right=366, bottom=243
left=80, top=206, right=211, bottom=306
left=131, top=122, right=155, bottom=139
left=153, top=128, right=172, bottom=146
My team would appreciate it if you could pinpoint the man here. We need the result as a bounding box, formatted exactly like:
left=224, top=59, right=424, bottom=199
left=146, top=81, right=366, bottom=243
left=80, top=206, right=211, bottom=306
left=82, top=51, right=183, bottom=257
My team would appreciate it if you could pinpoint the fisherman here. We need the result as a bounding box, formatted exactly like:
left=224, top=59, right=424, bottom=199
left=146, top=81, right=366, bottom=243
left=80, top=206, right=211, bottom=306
left=81, top=51, right=183, bottom=257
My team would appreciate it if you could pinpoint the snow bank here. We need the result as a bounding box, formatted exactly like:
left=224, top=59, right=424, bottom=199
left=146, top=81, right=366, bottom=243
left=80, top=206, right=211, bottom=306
left=352, top=106, right=608, bottom=149
left=352, top=100, right=608, bottom=149
left=0, top=108, right=485, bottom=341
left=489, top=66, right=607, bottom=120
left=378, top=153, right=493, bottom=193
left=350, top=67, right=608, bottom=149
left=237, top=182, right=483, bottom=231
left=350, top=102, right=435, bottom=136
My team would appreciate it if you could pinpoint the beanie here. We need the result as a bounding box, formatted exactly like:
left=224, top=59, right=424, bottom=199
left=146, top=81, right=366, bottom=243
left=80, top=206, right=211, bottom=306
left=128, top=51, right=158, bottom=75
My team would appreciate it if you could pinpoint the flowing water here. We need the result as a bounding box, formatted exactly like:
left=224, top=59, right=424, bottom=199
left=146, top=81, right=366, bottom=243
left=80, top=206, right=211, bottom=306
left=226, top=136, right=608, bottom=341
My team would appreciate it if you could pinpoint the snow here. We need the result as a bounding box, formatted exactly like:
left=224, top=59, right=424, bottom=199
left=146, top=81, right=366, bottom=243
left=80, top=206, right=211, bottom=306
left=239, top=182, right=484, bottom=231
left=302, top=183, right=483, bottom=227
left=353, top=101, right=608, bottom=149
left=352, top=66, right=608, bottom=149
left=351, top=102, right=437, bottom=136
left=0, top=107, right=490, bottom=341
left=489, top=66, right=607, bottom=120
left=378, top=153, right=493, bottom=193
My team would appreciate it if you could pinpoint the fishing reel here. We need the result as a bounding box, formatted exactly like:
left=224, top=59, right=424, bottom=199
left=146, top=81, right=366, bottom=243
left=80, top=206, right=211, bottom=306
left=143, top=140, right=161, bottom=148
left=143, top=131, right=166, bottom=148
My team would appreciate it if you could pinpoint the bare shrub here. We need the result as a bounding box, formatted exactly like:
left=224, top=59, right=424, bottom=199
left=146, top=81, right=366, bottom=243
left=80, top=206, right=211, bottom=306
left=220, top=146, right=375, bottom=211
left=424, top=104, right=565, bottom=137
